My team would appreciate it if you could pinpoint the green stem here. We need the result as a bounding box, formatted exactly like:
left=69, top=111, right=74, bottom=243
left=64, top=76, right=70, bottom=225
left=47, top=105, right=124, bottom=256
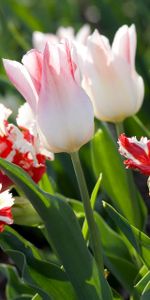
left=70, top=151, right=103, bottom=272
left=115, top=122, right=124, bottom=137
left=133, top=115, right=150, bottom=137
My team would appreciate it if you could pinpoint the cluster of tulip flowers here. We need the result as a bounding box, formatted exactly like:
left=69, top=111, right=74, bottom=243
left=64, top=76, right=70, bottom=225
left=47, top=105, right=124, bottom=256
left=0, top=23, right=150, bottom=300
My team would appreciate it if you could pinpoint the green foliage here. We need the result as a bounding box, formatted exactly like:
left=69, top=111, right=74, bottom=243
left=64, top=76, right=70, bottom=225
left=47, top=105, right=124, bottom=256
left=0, top=227, right=76, bottom=300
left=0, top=264, right=34, bottom=300
left=0, top=158, right=112, bottom=300
left=91, top=123, right=147, bottom=229
left=103, top=202, right=150, bottom=269
left=68, top=197, right=140, bottom=293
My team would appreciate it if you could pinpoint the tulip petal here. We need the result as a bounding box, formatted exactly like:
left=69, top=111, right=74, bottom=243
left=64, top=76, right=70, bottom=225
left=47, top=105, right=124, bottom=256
left=38, top=43, right=94, bottom=153
left=128, top=24, right=137, bottom=71
left=22, top=49, right=43, bottom=93
left=32, top=31, right=58, bottom=51
left=112, top=24, right=136, bottom=70
left=133, top=74, right=144, bottom=113
left=118, top=134, right=150, bottom=175
left=80, top=25, right=143, bottom=123
left=56, top=26, right=74, bottom=40
left=112, top=25, right=130, bottom=64
left=87, top=30, right=111, bottom=73
left=118, top=134, right=148, bottom=162
left=76, top=24, right=91, bottom=44
left=3, top=59, right=38, bottom=112
left=17, top=103, right=54, bottom=160
left=82, top=44, right=138, bottom=122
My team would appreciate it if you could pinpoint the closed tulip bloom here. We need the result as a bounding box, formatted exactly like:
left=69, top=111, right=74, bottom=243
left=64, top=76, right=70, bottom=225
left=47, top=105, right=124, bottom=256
left=3, top=41, right=94, bottom=153
left=80, top=24, right=144, bottom=123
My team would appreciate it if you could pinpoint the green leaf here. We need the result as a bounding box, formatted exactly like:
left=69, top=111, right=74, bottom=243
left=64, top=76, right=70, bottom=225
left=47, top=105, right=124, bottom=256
left=111, top=288, right=123, bottom=300
left=91, top=125, right=147, bottom=229
left=135, top=271, right=150, bottom=296
left=90, top=174, right=103, bottom=209
left=0, top=264, right=34, bottom=300
left=82, top=173, right=102, bottom=239
left=103, top=202, right=150, bottom=268
left=134, top=265, right=149, bottom=288
left=68, top=198, right=139, bottom=292
left=124, top=115, right=150, bottom=138
left=32, top=295, right=42, bottom=300
left=66, top=197, right=84, bottom=219
left=38, top=173, right=55, bottom=194
left=0, top=227, right=76, bottom=300
left=0, top=158, right=106, bottom=300
left=95, top=213, right=139, bottom=292
left=141, top=282, right=150, bottom=300
left=13, top=297, right=32, bottom=300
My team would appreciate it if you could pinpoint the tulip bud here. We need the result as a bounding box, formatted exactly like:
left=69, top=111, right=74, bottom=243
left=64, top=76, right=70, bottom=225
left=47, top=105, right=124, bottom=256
left=79, top=24, right=144, bottom=123
left=3, top=41, right=94, bottom=153
left=12, top=196, right=42, bottom=226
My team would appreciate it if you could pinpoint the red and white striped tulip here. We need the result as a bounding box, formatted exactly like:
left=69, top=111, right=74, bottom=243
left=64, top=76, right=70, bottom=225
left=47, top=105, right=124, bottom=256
left=3, top=41, right=94, bottom=153
left=118, top=133, right=150, bottom=175
left=0, top=184, right=14, bottom=232
left=0, top=104, right=49, bottom=189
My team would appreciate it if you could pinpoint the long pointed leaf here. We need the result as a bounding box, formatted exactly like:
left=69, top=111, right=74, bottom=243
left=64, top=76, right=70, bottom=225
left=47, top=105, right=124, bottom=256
left=0, top=158, right=105, bottom=300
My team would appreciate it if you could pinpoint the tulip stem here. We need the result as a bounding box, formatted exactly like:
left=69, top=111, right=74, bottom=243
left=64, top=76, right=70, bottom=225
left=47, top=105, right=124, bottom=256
left=70, top=151, right=104, bottom=273
left=115, top=122, right=124, bottom=137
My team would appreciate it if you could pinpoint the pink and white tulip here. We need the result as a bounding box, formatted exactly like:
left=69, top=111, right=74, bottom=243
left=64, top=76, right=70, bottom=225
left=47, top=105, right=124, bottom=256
left=79, top=24, right=144, bottom=123
left=0, top=184, right=14, bottom=232
left=33, top=24, right=91, bottom=51
left=3, top=41, right=94, bottom=153
left=118, top=134, right=150, bottom=175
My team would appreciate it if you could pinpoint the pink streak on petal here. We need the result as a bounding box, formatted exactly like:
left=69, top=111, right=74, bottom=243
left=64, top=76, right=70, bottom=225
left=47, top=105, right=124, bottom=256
left=129, top=24, right=137, bottom=72
left=22, top=49, right=43, bottom=94
left=63, top=40, right=77, bottom=80
left=112, top=25, right=131, bottom=65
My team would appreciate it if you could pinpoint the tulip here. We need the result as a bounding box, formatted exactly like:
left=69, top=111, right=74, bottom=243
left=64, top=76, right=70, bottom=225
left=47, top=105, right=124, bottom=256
left=17, top=103, right=54, bottom=159
left=79, top=24, right=144, bottom=123
left=0, top=103, right=49, bottom=189
left=3, top=43, right=101, bottom=267
left=118, top=133, right=150, bottom=175
left=33, top=24, right=91, bottom=51
left=0, top=183, right=14, bottom=232
left=3, top=41, right=94, bottom=153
